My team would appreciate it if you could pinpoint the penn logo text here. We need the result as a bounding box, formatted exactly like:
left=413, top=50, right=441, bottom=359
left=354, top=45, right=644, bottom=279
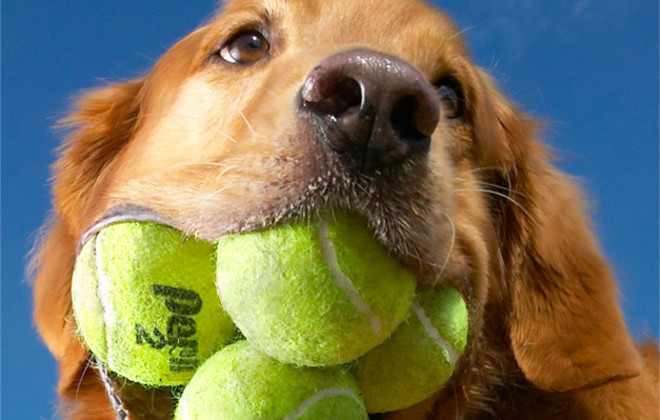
left=135, top=284, right=202, bottom=372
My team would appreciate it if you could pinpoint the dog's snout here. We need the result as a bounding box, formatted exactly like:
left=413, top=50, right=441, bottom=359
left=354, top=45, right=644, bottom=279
left=300, top=49, right=440, bottom=171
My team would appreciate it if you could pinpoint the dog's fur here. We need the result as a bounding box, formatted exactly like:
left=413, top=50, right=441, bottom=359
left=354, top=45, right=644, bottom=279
left=33, top=0, right=658, bottom=418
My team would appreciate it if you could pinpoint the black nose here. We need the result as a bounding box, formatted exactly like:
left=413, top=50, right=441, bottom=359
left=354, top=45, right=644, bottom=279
left=300, top=49, right=440, bottom=171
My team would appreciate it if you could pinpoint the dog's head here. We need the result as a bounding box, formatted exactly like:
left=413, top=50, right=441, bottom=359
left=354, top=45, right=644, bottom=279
left=34, top=0, right=641, bottom=416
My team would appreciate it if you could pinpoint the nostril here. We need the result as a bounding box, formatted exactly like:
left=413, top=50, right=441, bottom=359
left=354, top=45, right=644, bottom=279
left=303, top=77, right=362, bottom=119
left=300, top=49, right=440, bottom=170
left=390, top=95, right=427, bottom=145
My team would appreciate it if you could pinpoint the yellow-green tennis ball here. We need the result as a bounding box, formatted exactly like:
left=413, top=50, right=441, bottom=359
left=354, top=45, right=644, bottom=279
left=71, top=221, right=237, bottom=386
left=215, top=212, right=416, bottom=366
left=175, top=341, right=368, bottom=420
left=351, top=285, right=468, bottom=413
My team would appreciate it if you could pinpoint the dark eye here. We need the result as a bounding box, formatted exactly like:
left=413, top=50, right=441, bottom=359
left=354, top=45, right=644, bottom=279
left=219, top=30, right=269, bottom=64
left=435, top=78, right=464, bottom=119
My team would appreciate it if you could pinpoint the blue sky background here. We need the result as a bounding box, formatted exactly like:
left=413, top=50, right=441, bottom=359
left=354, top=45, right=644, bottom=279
left=2, top=1, right=658, bottom=418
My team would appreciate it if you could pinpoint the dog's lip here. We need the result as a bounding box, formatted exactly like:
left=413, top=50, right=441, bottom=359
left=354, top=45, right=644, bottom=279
left=84, top=203, right=428, bottom=279
left=76, top=204, right=175, bottom=256
left=85, top=204, right=445, bottom=289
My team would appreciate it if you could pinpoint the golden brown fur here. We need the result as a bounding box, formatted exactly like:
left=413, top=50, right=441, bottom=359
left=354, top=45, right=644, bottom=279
left=33, top=0, right=658, bottom=418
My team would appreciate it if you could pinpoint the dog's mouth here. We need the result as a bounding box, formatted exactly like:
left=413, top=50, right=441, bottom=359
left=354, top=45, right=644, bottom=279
left=96, top=153, right=456, bottom=288
left=99, top=122, right=459, bottom=295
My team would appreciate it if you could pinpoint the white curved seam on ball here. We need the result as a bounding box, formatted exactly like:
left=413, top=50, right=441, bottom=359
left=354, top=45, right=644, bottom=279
left=282, top=387, right=367, bottom=420
left=177, top=396, right=190, bottom=420
left=317, top=218, right=383, bottom=338
left=412, top=303, right=459, bottom=364
left=96, top=233, right=117, bottom=365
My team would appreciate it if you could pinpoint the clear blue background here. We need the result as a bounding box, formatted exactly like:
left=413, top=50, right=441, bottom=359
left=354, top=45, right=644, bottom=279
left=3, top=1, right=658, bottom=418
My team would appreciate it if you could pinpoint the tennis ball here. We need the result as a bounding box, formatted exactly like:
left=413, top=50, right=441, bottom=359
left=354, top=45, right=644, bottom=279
left=351, top=285, right=468, bottom=413
left=215, top=212, right=417, bottom=366
left=71, top=220, right=237, bottom=386
left=175, top=341, right=368, bottom=420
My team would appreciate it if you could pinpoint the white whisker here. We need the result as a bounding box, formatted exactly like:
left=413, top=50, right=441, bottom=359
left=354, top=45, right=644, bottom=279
left=75, top=357, right=94, bottom=398
left=168, top=161, right=232, bottom=170
left=234, top=104, right=254, bottom=134
left=135, top=161, right=236, bottom=180
left=448, top=23, right=483, bottom=41
left=436, top=212, right=456, bottom=283
left=455, top=188, right=535, bottom=221
left=216, top=164, right=238, bottom=181
left=207, top=124, right=239, bottom=143
left=455, top=177, right=529, bottom=200
left=199, top=186, right=230, bottom=204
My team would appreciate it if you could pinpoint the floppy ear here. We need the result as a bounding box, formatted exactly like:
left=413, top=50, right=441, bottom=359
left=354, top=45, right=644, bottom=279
left=478, top=74, right=643, bottom=392
left=33, top=79, right=144, bottom=394
left=52, top=79, right=145, bottom=228
left=509, top=163, right=642, bottom=392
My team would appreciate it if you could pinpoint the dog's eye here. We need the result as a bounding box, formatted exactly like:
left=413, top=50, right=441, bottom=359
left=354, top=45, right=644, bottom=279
left=435, top=78, right=464, bottom=119
left=219, top=30, right=269, bottom=64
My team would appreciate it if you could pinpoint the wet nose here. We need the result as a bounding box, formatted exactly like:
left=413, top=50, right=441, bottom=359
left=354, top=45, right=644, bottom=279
left=300, top=49, right=440, bottom=171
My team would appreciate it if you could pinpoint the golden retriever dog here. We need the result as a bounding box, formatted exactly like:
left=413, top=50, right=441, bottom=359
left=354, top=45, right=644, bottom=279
left=33, top=0, right=658, bottom=418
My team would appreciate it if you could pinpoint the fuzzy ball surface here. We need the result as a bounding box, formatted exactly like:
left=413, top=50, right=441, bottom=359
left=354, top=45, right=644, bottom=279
left=351, top=285, right=468, bottom=413
left=71, top=221, right=236, bottom=385
left=215, top=212, right=417, bottom=366
left=175, top=341, right=368, bottom=420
